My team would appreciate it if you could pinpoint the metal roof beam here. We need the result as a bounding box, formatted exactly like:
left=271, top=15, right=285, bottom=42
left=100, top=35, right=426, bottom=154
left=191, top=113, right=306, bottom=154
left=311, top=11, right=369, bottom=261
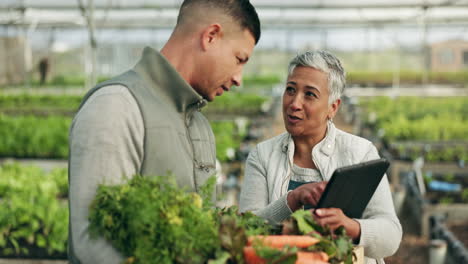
left=3, top=1, right=468, bottom=11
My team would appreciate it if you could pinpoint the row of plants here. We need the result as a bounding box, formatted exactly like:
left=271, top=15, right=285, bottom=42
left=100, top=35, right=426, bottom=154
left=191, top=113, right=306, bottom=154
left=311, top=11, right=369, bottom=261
left=21, top=75, right=110, bottom=88
left=10, top=71, right=468, bottom=90
left=242, top=74, right=282, bottom=87
left=10, top=70, right=468, bottom=88
left=0, top=115, right=70, bottom=159
left=9, top=74, right=281, bottom=88
left=0, top=92, right=270, bottom=117
left=390, top=142, right=467, bottom=163
left=197, top=92, right=270, bottom=115
left=359, top=97, right=468, bottom=162
left=0, top=163, right=68, bottom=258
left=361, top=97, right=468, bottom=129
left=347, top=70, right=468, bottom=87
left=0, top=114, right=244, bottom=162
left=0, top=94, right=82, bottom=116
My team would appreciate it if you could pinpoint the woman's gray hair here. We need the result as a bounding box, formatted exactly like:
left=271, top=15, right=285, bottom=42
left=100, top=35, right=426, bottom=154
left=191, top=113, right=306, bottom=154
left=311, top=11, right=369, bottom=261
left=288, top=50, right=346, bottom=104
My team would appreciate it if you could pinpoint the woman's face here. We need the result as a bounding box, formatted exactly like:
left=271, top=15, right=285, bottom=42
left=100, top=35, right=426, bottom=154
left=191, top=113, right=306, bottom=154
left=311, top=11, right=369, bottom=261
left=282, top=66, right=340, bottom=139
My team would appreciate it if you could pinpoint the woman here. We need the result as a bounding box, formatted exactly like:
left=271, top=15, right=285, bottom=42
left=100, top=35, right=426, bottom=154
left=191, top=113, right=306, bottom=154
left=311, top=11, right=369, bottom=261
left=239, top=51, right=401, bottom=263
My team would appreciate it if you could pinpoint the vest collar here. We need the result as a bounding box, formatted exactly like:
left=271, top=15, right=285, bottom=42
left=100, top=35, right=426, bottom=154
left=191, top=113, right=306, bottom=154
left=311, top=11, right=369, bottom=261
left=133, top=46, right=207, bottom=115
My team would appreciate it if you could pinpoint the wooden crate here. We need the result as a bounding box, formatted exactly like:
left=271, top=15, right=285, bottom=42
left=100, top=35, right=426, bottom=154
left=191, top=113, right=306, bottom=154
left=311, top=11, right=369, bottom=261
left=0, top=247, right=363, bottom=264
left=352, top=246, right=364, bottom=264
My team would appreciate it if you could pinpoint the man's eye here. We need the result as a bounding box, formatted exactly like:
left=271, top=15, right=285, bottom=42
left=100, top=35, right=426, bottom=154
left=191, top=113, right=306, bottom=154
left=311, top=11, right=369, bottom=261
left=305, top=91, right=317, bottom=98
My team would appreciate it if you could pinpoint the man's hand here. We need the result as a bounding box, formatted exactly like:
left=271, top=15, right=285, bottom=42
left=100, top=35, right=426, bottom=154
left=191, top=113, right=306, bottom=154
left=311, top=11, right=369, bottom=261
left=313, top=208, right=361, bottom=242
left=287, top=181, right=327, bottom=211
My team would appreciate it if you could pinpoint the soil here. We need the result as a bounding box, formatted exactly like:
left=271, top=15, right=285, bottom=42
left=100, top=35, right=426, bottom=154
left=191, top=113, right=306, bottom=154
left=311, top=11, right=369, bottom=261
left=1, top=239, right=66, bottom=260
left=385, top=197, right=430, bottom=264
left=385, top=235, right=429, bottom=264
left=448, top=221, right=468, bottom=248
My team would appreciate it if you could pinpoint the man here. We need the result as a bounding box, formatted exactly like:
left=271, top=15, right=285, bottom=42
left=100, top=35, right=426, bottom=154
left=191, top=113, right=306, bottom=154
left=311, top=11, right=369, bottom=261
left=68, top=0, right=260, bottom=263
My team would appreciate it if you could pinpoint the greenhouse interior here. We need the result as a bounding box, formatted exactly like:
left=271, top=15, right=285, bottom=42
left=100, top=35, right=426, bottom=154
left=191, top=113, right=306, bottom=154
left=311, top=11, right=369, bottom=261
left=0, top=0, right=467, bottom=263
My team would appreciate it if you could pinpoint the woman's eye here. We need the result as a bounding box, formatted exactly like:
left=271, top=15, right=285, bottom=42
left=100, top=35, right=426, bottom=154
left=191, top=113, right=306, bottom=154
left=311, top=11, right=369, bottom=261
left=285, top=87, right=295, bottom=94
left=305, top=91, right=317, bottom=98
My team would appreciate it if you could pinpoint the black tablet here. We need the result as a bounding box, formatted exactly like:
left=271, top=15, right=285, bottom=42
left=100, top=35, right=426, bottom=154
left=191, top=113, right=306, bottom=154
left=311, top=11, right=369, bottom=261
left=316, top=158, right=390, bottom=219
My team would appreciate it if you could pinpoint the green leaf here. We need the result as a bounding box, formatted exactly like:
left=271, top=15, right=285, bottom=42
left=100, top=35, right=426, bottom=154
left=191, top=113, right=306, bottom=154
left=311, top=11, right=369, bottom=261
left=291, top=210, right=316, bottom=235
left=207, top=251, right=231, bottom=264
left=10, top=238, right=20, bottom=253
left=36, top=234, right=47, bottom=248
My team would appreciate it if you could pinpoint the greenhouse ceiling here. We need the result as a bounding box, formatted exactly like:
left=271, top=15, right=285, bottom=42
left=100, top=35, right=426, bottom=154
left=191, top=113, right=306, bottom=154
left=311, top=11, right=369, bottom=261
left=1, top=0, right=468, bottom=28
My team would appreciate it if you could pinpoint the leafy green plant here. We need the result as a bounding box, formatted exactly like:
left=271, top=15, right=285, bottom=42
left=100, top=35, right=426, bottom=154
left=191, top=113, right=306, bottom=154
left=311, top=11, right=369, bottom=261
left=211, top=121, right=242, bottom=162
left=0, top=163, right=68, bottom=257
left=253, top=245, right=297, bottom=264
left=440, top=196, right=454, bottom=204
left=443, top=173, right=455, bottom=183
left=89, top=175, right=220, bottom=264
left=462, top=189, right=468, bottom=203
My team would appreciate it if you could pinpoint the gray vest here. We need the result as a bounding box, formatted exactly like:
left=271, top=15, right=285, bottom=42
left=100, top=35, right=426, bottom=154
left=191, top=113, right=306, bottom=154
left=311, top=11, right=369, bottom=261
left=81, top=47, right=216, bottom=189
left=68, top=47, right=217, bottom=263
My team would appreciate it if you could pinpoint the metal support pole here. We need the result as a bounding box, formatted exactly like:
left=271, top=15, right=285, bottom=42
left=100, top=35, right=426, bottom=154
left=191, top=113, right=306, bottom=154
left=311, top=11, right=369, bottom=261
left=420, top=6, right=429, bottom=85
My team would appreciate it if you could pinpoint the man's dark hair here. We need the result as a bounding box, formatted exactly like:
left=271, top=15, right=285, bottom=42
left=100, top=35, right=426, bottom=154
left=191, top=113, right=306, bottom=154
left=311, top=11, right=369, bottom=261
left=177, top=0, right=261, bottom=44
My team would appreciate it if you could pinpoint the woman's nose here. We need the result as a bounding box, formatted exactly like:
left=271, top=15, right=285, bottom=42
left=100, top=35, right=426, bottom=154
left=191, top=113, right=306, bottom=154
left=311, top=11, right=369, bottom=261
left=289, top=95, right=302, bottom=111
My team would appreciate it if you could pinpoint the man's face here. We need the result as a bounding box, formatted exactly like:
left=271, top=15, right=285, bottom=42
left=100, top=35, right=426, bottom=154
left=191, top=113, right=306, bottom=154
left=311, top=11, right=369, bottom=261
left=194, top=29, right=256, bottom=101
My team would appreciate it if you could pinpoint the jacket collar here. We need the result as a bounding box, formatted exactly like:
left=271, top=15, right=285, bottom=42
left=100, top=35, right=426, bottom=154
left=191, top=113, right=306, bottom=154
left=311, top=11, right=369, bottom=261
left=133, top=46, right=207, bottom=115
left=317, top=121, right=336, bottom=156
left=281, top=121, right=336, bottom=157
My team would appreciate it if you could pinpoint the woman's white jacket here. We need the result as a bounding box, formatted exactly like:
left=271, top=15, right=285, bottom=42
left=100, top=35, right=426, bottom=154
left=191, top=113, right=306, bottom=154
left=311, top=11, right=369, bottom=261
left=239, top=122, right=402, bottom=262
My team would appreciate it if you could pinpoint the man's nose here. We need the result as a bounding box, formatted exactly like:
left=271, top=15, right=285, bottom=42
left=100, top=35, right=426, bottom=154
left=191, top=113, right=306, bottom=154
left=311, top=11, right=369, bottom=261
left=232, top=71, right=242, bottom=87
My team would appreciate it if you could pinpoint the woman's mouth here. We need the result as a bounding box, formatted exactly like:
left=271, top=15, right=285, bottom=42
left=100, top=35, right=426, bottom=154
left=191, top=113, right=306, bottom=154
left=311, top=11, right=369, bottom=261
left=287, top=115, right=302, bottom=124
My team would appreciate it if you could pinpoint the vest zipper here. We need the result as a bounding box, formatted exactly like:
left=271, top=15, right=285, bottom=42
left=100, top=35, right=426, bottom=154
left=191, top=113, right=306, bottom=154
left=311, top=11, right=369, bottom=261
left=185, top=99, right=210, bottom=189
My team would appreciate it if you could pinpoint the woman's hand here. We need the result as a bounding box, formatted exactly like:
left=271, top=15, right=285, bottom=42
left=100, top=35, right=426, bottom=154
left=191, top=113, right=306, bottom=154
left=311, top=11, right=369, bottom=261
left=287, top=181, right=327, bottom=211
left=313, top=208, right=361, bottom=242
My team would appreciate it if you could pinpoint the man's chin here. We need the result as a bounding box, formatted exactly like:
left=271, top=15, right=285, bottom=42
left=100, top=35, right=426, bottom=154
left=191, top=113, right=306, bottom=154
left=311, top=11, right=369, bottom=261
left=203, top=94, right=215, bottom=102
left=215, top=90, right=225, bottom=98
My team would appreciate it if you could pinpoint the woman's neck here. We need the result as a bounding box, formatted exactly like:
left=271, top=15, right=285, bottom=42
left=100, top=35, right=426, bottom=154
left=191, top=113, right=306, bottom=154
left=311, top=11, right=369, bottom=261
left=293, top=139, right=316, bottom=169
left=292, top=126, right=328, bottom=169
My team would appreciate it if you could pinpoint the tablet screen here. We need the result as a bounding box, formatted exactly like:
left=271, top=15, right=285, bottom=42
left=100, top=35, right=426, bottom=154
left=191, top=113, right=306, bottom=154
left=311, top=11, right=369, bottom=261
left=316, top=158, right=390, bottom=219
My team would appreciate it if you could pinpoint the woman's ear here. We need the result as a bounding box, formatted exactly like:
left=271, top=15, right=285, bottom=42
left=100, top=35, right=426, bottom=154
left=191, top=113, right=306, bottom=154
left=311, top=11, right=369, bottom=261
left=328, top=98, right=341, bottom=120
left=200, top=23, right=222, bottom=51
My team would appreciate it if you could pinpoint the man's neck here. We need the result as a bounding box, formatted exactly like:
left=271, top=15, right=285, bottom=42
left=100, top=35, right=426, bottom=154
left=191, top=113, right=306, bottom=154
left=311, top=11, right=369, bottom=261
left=160, top=36, right=195, bottom=86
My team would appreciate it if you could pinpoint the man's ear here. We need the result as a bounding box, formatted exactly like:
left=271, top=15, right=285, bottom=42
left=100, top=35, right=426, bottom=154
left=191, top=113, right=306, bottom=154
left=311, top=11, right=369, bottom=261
left=328, top=98, right=341, bottom=120
left=200, top=23, right=222, bottom=51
